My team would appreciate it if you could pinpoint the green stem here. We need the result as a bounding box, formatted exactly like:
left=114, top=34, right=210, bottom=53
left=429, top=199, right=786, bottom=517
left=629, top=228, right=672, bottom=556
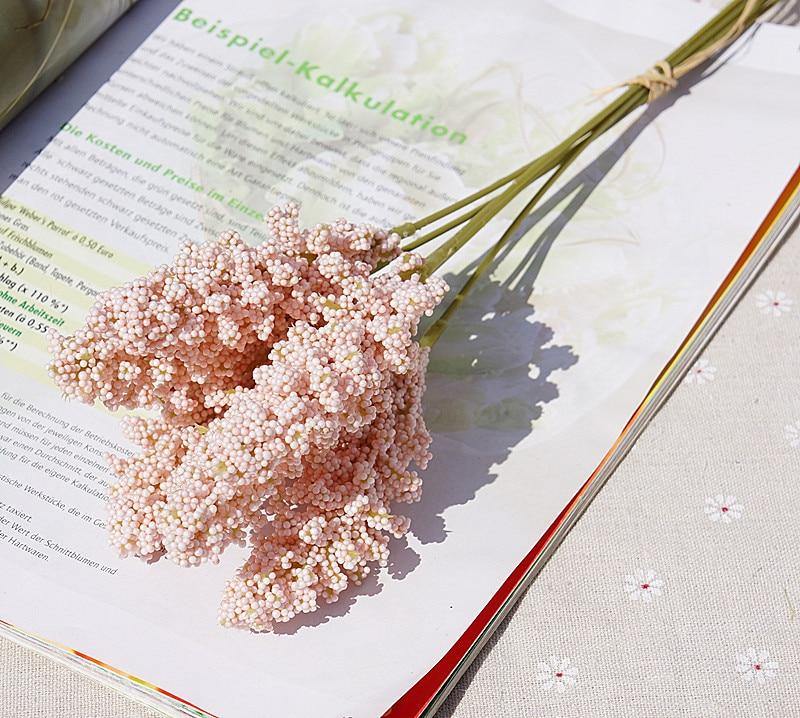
left=420, top=91, right=638, bottom=346
left=419, top=88, right=645, bottom=281
left=402, top=139, right=580, bottom=253
left=391, top=162, right=538, bottom=239
left=400, top=0, right=777, bottom=245
left=420, top=157, right=576, bottom=348
left=413, top=0, right=780, bottom=346
left=402, top=201, right=487, bottom=251
left=392, top=91, right=636, bottom=239
left=416, top=0, right=779, bottom=283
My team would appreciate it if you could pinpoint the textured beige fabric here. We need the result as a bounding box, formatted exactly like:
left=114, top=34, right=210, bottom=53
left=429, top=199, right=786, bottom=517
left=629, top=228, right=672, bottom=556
left=0, top=641, right=163, bottom=718
left=439, top=229, right=800, bottom=717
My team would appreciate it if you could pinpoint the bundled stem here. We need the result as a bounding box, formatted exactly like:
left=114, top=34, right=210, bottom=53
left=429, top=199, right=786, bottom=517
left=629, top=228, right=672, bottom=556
left=398, top=0, right=781, bottom=345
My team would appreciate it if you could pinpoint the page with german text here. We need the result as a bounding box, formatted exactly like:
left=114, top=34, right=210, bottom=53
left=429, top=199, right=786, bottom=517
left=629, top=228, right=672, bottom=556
left=1, top=1, right=798, bottom=716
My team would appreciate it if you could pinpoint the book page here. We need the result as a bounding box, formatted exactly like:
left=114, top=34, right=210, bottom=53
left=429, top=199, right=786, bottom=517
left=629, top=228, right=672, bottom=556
left=0, top=1, right=798, bottom=716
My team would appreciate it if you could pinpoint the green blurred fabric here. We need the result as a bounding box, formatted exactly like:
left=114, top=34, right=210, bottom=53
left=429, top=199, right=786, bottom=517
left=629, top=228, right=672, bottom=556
left=0, top=1, right=136, bottom=130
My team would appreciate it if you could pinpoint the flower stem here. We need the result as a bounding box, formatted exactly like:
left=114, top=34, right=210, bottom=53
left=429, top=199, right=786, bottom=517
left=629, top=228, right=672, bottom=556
left=413, top=0, right=780, bottom=344
left=401, top=201, right=487, bottom=251
left=402, top=0, right=778, bottom=258
left=420, top=89, right=642, bottom=347
left=392, top=91, right=635, bottom=240
left=418, top=87, right=646, bottom=282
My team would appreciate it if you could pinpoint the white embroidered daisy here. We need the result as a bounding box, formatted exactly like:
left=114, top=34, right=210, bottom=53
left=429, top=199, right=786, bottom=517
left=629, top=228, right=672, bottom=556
left=623, top=569, right=664, bottom=602
left=684, top=358, right=716, bottom=385
left=755, top=290, right=792, bottom=317
left=704, top=494, right=743, bottom=523
left=784, top=421, right=800, bottom=448
left=535, top=656, right=577, bottom=693
left=736, top=649, right=778, bottom=685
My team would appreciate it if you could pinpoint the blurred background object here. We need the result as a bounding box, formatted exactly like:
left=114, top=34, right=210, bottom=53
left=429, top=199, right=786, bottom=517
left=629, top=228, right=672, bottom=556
left=0, top=0, right=137, bottom=130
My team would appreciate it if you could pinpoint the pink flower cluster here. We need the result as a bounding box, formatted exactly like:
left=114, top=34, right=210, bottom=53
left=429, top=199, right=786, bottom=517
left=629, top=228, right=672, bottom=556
left=49, top=204, right=446, bottom=630
left=48, top=205, right=398, bottom=426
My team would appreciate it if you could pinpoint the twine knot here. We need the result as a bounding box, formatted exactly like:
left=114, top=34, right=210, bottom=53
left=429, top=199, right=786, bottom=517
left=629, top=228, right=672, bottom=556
left=592, top=0, right=763, bottom=104
left=629, top=60, right=678, bottom=102
left=631, top=60, right=678, bottom=102
left=591, top=59, right=677, bottom=103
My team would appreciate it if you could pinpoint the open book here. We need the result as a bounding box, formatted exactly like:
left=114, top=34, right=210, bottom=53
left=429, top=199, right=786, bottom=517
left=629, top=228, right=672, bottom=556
left=0, top=1, right=798, bottom=716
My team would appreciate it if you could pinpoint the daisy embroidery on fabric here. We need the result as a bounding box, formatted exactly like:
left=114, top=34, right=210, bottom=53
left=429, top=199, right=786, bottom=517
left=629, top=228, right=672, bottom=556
left=535, top=656, right=578, bottom=693
left=623, top=569, right=664, bottom=602
left=736, top=649, right=778, bottom=685
left=684, top=358, right=716, bottom=385
left=704, top=494, right=743, bottom=523
left=755, top=290, right=793, bottom=317
left=784, top=421, right=800, bottom=448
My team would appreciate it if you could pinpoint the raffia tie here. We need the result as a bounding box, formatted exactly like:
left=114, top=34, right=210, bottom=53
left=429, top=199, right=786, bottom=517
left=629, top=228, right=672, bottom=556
left=594, top=0, right=762, bottom=103
left=621, top=60, right=677, bottom=102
